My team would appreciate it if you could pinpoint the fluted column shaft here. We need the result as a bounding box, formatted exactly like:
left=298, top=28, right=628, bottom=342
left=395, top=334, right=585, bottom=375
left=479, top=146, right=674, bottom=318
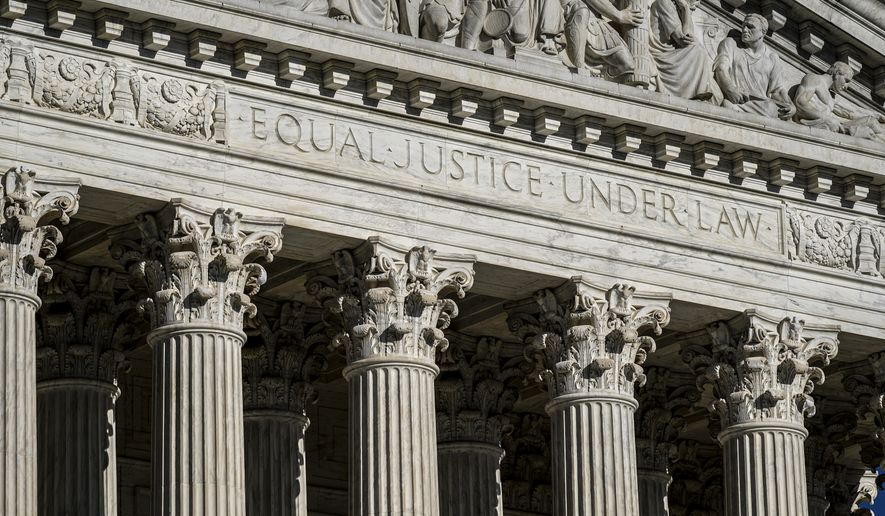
left=0, top=293, right=38, bottom=516
left=37, top=379, right=119, bottom=516
left=346, top=358, right=439, bottom=516
left=244, top=411, right=309, bottom=516
left=720, top=422, right=808, bottom=516
left=547, top=392, right=639, bottom=516
left=438, top=442, right=504, bottom=516
left=638, top=469, right=670, bottom=516
left=151, top=325, right=246, bottom=516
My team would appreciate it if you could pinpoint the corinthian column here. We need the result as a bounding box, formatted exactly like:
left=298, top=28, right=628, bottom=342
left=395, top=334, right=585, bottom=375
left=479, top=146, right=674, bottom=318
left=681, top=310, right=839, bottom=516
left=634, top=367, right=698, bottom=516
left=241, top=301, right=327, bottom=516
left=0, top=166, right=79, bottom=515
left=36, top=267, right=133, bottom=516
left=113, top=201, right=283, bottom=516
left=508, top=278, right=671, bottom=516
left=309, top=237, right=475, bottom=516
left=803, top=410, right=855, bottom=516
left=436, top=336, right=522, bottom=516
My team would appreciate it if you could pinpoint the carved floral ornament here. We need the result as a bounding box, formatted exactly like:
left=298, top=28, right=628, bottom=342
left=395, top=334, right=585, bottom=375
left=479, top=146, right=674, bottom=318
left=507, top=278, right=671, bottom=398
left=306, top=237, right=475, bottom=365
left=35, top=266, right=133, bottom=384
left=0, top=166, right=79, bottom=294
left=680, top=311, right=839, bottom=429
left=242, top=301, right=329, bottom=415
left=110, top=201, right=284, bottom=331
left=435, top=336, right=530, bottom=444
left=0, top=37, right=227, bottom=142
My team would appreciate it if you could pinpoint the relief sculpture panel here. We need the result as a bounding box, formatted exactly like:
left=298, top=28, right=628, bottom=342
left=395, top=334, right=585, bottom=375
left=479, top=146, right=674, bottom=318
left=787, top=207, right=884, bottom=277
left=0, top=37, right=227, bottom=143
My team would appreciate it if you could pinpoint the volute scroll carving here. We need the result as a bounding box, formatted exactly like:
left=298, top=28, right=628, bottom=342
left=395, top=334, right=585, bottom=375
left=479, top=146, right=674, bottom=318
left=242, top=301, right=329, bottom=415
left=681, top=310, right=839, bottom=429
left=111, top=201, right=284, bottom=331
left=307, top=237, right=476, bottom=366
left=0, top=166, right=80, bottom=295
left=508, top=277, right=671, bottom=398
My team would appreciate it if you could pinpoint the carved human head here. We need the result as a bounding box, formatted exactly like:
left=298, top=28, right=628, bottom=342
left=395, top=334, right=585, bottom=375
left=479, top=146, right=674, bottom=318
left=827, top=61, right=854, bottom=93
left=741, top=14, right=768, bottom=43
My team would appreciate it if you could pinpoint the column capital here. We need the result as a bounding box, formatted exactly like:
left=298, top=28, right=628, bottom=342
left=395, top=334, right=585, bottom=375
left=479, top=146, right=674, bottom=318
left=500, top=413, right=553, bottom=513
left=0, top=166, right=80, bottom=297
left=804, top=408, right=857, bottom=505
left=307, top=236, right=475, bottom=367
left=681, top=310, right=839, bottom=429
left=36, top=266, right=134, bottom=384
left=435, top=335, right=526, bottom=445
left=111, top=199, right=283, bottom=332
left=507, top=277, right=671, bottom=398
left=843, top=352, right=885, bottom=469
left=635, top=367, right=700, bottom=473
left=242, top=301, right=328, bottom=416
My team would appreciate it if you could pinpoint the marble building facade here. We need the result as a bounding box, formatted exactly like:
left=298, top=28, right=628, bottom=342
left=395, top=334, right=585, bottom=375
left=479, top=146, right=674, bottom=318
left=0, top=0, right=883, bottom=514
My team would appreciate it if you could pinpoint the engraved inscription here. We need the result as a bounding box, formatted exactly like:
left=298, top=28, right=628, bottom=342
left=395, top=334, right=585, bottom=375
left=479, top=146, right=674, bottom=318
left=237, top=104, right=781, bottom=254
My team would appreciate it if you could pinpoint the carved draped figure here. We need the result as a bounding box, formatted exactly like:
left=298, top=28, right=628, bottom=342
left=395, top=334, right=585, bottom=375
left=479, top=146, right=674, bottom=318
left=329, top=0, right=421, bottom=35
left=290, top=0, right=330, bottom=15
left=713, top=38, right=786, bottom=118
left=561, top=0, right=633, bottom=77
left=648, top=0, right=719, bottom=101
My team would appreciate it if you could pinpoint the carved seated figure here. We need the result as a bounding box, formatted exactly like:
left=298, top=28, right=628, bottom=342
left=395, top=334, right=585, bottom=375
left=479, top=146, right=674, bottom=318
left=713, top=14, right=794, bottom=120
left=420, top=0, right=466, bottom=43
left=793, top=62, right=885, bottom=142
left=648, top=0, right=718, bottom=101
left=288, top=0, right=329, bottom=15
left=445, top=0, right=562, bottom=54
left=329, top=0, right=420, bottom=35
left=560, top=0, right=642, bottom=78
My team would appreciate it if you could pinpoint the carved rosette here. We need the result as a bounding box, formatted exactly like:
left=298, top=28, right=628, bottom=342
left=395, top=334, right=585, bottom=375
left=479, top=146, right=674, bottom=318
left=111, top=201, right=283, bottom=332
left=681, top=311, right=839, bottom=429
left=634, top=367, right=699, bottom=472
left=435, top=337, right=525, bottom=445
left=242, top=301, right=328, bottom=415
left=307, top=237, right=475, bottom=366
left=508, top=278, right=671, bottom=398
left=0, top=166, right=79, bottom=297
left=35, top=267, right=134, bottom=384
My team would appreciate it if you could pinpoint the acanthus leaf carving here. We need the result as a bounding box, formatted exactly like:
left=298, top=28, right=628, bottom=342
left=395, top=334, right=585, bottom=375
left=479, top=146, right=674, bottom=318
left=307, top=237, right=475, bottom=365
left=681, top=310, right=839, bottom=429
left=35, top=266, right=135, bottom=384
left=435, top=336, right=527, bottom=444
left=500, top=412, right=552, bottom=513
left=242, top=301, right=329, bottom=415
left=634, top=366, right=700, bottom=472
left=0, top=166, right=79, bottom=295
left=508, top=278, right=670, bottom=398
left=110, top=202, right=283, bottom=331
